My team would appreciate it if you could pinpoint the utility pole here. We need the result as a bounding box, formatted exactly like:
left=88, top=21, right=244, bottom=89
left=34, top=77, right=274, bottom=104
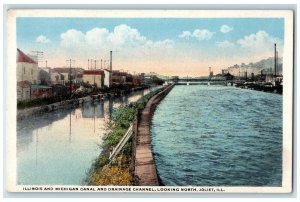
left=101, top=59, right=103, bottom=69
left=110, top=51, right=112, bottom=87
left=89, top=59, right=94, bottom=69
left=31, top=51, right=44, bottom=65
left=93, top=59, right=101, bottom=88
left=94, top=60, right=96, bottom=87
left=88, top=59, right=90, bottom=70
left=66, top=59, right=75, bottom=95
left=21, top=64, right=24, bottom=100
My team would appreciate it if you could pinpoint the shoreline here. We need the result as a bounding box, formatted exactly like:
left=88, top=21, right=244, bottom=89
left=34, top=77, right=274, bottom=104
left=133, top=84, right=174, bottom=186
left=86, top=84, right=174, bottom=186
left=17, top=86, right=149, bottom=120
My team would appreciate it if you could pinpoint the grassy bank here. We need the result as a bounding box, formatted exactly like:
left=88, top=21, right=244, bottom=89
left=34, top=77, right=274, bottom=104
left=86, top=88, right=162, bottom=186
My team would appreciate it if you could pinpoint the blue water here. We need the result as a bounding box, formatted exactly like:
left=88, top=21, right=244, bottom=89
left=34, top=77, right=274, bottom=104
left=151, top=86, right=282, bottom=186
left=17, top=89, right=155, bottom=185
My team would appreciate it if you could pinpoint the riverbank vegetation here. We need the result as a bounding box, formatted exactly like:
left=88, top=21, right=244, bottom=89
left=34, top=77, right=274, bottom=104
left=87, top=88, right=162, bottom=185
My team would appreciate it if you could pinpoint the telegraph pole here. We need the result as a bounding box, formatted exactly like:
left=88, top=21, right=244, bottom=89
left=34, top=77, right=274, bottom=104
left=31, top=51, right=44, bottom=65
left=110, top=51, right=112, bottom=87
left=94, top=60, right=96, bottom=87
left=66, top=59, right=75, bottom=95
left=91, top=59, right=101, bottom=88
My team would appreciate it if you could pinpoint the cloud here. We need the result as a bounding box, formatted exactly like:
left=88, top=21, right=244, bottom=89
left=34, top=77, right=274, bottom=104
left=216, top=40, right=235, bottom=48
left=179, top=31, right=192, bottom=38
left=60, top=29, right=85, bottom=48
left=220, top=25, right=233, bottom=33
left=36, top=35, right=51, bottom=43
left=236, top=30, right=281, bottom=52
left=60, top=24, right=162, bottom=50
left=59, top=24, right=175, bottom=60
left=107, top=24, right=147, bottom=48
left=179, top=29, right=215, bottom=41
left=85, top=28, right=110, bottom=47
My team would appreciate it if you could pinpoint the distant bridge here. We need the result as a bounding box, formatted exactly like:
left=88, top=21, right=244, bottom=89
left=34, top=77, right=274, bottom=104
left=175, top=80, right=230, bottom=85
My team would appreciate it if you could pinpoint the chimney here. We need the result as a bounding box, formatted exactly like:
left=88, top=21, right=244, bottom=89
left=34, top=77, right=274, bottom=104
left=274, top=43, right=277, bottom=77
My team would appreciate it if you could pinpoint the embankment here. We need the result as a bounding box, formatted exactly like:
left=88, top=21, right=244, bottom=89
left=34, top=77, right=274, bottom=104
left=86, top=84, right=174, bottom=186
left=17, top=86, right=148, bottom=120
left=132, top=84, right=174, bottom=186
left=17, top=96, right=92, bottom=120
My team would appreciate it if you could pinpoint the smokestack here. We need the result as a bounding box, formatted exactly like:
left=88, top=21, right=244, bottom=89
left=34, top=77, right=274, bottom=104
left=274, top=43, right=277, bottom=77
left=110, top=51, right=112, bottom=72
left=276, top=50, right=279, bottom=75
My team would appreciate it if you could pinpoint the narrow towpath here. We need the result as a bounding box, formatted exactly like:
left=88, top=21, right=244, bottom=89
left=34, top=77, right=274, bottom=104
left=133, top=84, right=174, bottom=186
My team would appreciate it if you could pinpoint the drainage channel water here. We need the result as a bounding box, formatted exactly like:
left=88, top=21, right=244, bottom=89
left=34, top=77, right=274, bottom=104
left=151, top=85, right=282, bottom=186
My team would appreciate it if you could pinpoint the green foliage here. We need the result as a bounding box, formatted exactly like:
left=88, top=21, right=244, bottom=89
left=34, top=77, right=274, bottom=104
left=105, top=128, right=127, bottom=147
left=94, top=155, right=109, bottom=169
left=122, top=142, right=132, bottom=156
left=87, top=88, right=163, bottom=185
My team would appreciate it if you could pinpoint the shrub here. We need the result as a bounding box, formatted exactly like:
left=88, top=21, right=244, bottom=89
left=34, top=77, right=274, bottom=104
left=87, top=87, right=163, bottom=185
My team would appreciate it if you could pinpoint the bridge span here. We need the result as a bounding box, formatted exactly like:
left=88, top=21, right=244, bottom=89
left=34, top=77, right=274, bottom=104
left=175, top=81, right=230, bottom=85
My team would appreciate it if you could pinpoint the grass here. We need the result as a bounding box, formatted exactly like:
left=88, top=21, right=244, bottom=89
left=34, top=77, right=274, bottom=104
left=87, top=88, right=162, bottom=186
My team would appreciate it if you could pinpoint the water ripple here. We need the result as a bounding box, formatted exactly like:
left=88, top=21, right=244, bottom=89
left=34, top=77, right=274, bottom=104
left=152, top=86, right=282, bottom=186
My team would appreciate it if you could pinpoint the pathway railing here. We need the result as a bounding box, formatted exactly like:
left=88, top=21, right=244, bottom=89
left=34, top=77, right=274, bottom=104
left=109, top=124, right=133, bottom=163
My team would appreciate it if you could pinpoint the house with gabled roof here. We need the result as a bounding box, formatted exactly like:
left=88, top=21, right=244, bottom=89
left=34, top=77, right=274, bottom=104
left=17, top=48, right=39, bottom=84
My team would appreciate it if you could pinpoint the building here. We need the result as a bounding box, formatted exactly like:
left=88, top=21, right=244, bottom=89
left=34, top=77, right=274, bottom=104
left=17, top=81, right=31, bottom=101
left=82, top=70, right=104, bottom=88
left=38, top=68, right=51, bottom=85
left=132, top=75, right=142, bottom=86
left=50, top=70, right=65, bottom=85
left=112, top=70, right=128, bottom=84
left=31, top=85, right=52, bottom=99
left=50, top=67, right=84, bottom=85
left=103, top=69, right=111, bottom=88
left=17, top=49, right=39, bottom=84
left=17, top=81, right=52, bottom=101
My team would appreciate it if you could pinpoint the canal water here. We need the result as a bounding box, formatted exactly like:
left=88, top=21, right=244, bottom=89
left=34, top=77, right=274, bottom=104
left=151, top=85, right=282, bottom=186
left=17, top=89, right=152, bottom=185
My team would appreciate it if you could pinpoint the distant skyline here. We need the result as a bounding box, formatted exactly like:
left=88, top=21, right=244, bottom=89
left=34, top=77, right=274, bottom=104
left=17, top=18, right=284, bottom=76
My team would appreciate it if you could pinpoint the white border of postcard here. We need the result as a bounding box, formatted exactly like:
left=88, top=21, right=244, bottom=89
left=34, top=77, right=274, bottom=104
left=6, top=9, right=294, bottom=193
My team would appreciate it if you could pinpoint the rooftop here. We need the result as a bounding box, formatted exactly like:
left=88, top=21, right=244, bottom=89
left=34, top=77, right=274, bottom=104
left=17, top=49, right=38, bottom=64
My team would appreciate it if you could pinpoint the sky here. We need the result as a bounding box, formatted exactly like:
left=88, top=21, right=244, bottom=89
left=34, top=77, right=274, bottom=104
left=17, top=17, right=284, bottom=76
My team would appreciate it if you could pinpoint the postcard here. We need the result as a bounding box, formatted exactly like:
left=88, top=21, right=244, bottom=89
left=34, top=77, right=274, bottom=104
left=6, top=9, right=293, bottom=193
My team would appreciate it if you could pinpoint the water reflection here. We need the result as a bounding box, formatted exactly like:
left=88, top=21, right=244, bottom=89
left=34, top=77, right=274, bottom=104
left=17, top=89, right=151, bottom=185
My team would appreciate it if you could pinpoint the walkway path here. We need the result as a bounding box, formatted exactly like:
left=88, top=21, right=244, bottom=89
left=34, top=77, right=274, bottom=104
left=133, top=84, right=174, bottom=186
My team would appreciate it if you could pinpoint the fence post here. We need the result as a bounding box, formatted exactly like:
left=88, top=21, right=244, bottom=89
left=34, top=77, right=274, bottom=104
left=131, top=112, right=139, bottom=184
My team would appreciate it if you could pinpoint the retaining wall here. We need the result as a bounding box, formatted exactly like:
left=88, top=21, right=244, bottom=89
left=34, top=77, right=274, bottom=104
left=132, top=84, right=174, bottom=186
